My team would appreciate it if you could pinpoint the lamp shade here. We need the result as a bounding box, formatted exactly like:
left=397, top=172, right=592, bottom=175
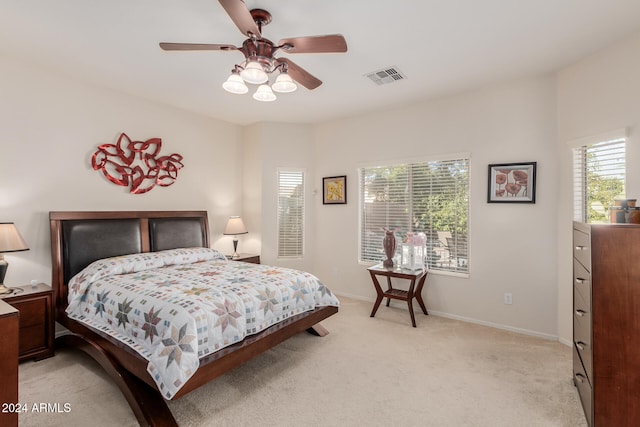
left=223, top=216, right=248, bottom=235
left=0, top=223, right=29, bottom=253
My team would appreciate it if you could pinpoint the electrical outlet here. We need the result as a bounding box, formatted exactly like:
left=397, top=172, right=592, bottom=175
left=504, top=293, right=513, bottom=305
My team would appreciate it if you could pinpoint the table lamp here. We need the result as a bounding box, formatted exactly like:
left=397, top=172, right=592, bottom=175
left=0, top=222, right=29, bottom=295
left=223, top=216, right=248, bottom=258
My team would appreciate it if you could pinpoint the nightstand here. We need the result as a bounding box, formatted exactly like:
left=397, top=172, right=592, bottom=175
left=0, top=283, right=55, bottom=362
left=228, top=253, right=261, bottom=264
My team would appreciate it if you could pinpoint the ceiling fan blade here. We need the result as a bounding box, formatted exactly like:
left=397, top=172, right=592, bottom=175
left=159, top=42, right=237, bottom=51
left=276, top=58, right=322, bottom=90
left=218, top=0, right=261, bottom=38
left=278, top=35, right=347, bottom=54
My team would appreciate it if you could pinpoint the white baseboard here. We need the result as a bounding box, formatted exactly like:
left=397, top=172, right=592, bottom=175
left=334, top=291, right=560, bottom=342
left=427, top=309, right=559, bottom=341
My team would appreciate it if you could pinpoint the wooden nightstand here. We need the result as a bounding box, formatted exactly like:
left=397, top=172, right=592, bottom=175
left=0, top=283, right=55, bottom=362
left=228, top=253, right=261, bottom=264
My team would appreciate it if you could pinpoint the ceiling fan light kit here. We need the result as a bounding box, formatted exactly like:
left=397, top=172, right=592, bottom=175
left=160, top=0, right=347, bottom=102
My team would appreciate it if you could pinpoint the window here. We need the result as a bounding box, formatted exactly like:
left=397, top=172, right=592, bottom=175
left=359, top=155, right=469, bottom=274
left=573, top=137, right=626, bottom=223
left=277, top=169, right=305, bottom=258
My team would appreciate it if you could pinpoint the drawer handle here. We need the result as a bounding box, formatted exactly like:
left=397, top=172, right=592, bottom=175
left=574, top=373, right=586, bottom=383
left=575, top=309, right=587, bottom=317
left=575, top=246, right=586, bottom=251
left=575, top=278, right=585, bottom=284
left=576, top=341, right=587, bottom=351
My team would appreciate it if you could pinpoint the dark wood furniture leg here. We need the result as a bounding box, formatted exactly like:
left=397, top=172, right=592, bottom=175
left=385, top=276, right=393, bottom=307
left=406, top=277, right=417, bottom=327
left=306, top=324, right=329, bottom=337
left=369, top=271, right=385, bottom=317
left=414, top=274, right=429, bottom=315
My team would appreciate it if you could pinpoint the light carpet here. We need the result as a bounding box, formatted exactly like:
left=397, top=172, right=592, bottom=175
left=18, top=297, right=587, bottom=426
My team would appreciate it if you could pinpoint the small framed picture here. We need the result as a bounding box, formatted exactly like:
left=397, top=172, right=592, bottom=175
left=488, top=162, right=536, bottom=203
left=323, top=175, right=347, bottom=204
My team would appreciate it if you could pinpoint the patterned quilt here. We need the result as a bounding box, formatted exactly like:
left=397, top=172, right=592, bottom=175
left=66, top=247, right=340, bottom=399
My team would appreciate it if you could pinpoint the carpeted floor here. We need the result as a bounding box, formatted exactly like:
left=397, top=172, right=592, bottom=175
left=18, top=297, right=587, bottom=426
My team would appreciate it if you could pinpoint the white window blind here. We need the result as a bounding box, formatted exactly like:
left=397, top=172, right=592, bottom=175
left=277, top=170, right=305, bottom=258
left=359, top=157, right=469, bottom=274
left=573, top=138, right=625, bottom=223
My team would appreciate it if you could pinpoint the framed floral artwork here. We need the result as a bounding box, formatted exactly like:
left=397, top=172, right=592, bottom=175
left=323, top=175, right=347, bottom=204
left=487, top=162, right=536, bottom=203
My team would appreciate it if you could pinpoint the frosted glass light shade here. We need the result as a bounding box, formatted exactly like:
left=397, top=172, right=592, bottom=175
left=240, top=61, right=268, bottom=84
left=222, top=73, right=248, bottom=94
left=272, top=72, right=297, bottom=93
left=271, top=73, right=298, bottom=93
left=253, top=84, right=277, bottom=102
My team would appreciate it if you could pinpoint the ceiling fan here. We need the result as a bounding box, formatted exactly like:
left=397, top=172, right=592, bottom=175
left=159, top=0, right=348, bottom=101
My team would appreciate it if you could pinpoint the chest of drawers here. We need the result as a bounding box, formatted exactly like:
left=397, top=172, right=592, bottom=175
left=572, top=222, right=640, bottom=426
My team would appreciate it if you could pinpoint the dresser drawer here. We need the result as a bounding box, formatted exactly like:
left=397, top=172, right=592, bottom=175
left=19, top=324, right=46, bottom=354
left=573, top=347, right=593, bottom=427
left=573, top=259, right=591, bottom=310
left=573, top=228, right=591, bottom=272
left=573, top=292, right=591, bottom=344
left=573, top=289, right=593, bottom=382
left=12, top=298, right=47, bottom=328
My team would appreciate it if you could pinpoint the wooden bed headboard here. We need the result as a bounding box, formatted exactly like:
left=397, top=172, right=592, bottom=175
left=49, top=211, right=209, bottom=318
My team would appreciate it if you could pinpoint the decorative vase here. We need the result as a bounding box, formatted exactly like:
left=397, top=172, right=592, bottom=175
left=383, top=229, right=397, bottom=267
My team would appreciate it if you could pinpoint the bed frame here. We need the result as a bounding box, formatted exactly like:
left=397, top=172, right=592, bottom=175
left=49, top=211, right=338, bottom=427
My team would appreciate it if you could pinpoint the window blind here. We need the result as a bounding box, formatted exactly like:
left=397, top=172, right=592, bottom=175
left=277, top=170, right=305, bottom=258
left=359, top=157, right=469, bottom=274
left=573, top=138, right=625, bottom=223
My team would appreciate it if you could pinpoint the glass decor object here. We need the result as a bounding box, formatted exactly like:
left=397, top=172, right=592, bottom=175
left=400, top=232, right=426, bottom=271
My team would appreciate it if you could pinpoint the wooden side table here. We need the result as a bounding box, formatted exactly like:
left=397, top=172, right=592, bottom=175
left=368, top=264, right=428, bottom=327
left=0, top=283, right=55, bottom=361
left=0, top=300, right=19, bottom=427
left=228, top=253, right=261, bottom=264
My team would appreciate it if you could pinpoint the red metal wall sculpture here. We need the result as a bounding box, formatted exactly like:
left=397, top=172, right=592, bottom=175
left=91, top=133, right=184, bottom=194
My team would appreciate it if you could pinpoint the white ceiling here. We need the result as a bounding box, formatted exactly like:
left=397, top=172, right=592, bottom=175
left=2, top=1, right=640, bottom=126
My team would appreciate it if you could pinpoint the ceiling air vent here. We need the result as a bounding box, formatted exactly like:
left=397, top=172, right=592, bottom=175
left=364, top=66, right=406, bottom=85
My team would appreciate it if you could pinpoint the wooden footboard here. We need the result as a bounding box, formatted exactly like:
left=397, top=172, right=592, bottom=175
left=57, top=306, right=337, bottom=426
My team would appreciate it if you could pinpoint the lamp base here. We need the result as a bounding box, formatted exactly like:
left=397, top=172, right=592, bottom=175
left=0, top=283, right=15, bottom=295
left=232, top=238, right=239, bottom=258
left=0, top=258, right=12, bottom=294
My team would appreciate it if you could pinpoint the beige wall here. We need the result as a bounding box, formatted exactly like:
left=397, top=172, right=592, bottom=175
left=242, top=122, right=316, bottom=272
left=0, top=55, right=243, bottom=286
left=311, top=76, right=559, bottom=338
left=556, top=31, right=640, bottom=343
